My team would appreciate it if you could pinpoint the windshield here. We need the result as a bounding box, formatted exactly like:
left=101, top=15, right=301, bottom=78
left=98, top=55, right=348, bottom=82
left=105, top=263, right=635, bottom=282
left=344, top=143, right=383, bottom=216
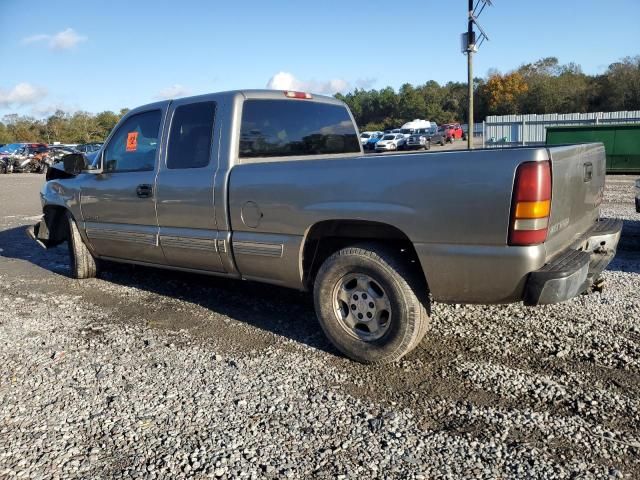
left=400, top=129, right=413, bottom=134
left=0, top=143, right=23, bottom=153
left=360, top=133, right=371, bottom=138
left=382, top=135, right=395, bottom=140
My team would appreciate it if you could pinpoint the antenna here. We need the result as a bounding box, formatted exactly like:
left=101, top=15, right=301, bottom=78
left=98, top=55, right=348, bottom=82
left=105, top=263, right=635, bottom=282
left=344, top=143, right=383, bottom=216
left=463, top=0, right=492, bottom=149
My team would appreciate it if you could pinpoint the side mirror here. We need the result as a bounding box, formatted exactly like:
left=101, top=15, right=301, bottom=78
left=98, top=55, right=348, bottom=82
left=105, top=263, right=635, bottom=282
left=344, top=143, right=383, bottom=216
left=62, top=153, right=89, bottom=176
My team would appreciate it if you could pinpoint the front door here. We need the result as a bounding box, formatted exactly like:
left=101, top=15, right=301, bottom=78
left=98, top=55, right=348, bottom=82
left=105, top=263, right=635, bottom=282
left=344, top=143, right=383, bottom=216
left=155, top=97, right=225, bottom=272
left=80, top=108, right=166, bottom=264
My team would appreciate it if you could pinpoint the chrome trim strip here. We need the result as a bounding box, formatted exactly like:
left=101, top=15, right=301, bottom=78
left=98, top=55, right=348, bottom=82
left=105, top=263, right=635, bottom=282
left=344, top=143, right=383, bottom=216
left=86, top=229, right=156, bottom=245
left=160, top=236, right=217, bottom=252
left=233, top=241, right=283, bottom=257
left=514, top=218, right=549, bottom=231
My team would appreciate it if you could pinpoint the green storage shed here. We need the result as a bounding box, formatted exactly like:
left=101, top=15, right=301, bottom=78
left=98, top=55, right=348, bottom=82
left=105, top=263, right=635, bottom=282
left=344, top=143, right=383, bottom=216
left=546, top=124, right=640, bottom=173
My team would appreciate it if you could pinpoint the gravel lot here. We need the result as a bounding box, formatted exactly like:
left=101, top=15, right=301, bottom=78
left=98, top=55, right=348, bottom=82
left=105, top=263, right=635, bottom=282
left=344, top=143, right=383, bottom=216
left=1, top=173, right=639, bottom=479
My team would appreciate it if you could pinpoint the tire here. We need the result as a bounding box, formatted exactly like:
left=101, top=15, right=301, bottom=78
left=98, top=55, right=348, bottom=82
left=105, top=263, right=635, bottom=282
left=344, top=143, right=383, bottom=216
left=439, top=139, right=445, bottom=146
left=313, top=243, right=430, bottom=364
left=66, top=212, right=97, bottom=279
left=425, top=140, right=431, bottom=150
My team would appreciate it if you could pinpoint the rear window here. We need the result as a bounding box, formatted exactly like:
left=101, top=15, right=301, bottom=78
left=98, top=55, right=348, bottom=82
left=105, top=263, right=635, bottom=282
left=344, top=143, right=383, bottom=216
left=239, top=100, right=360, bottom=158
left=167, top=101, right=216, bottom=169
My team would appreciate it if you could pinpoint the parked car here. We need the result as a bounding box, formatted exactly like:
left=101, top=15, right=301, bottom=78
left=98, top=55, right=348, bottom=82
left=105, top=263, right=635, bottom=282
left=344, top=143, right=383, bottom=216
left=29, top=89, right=621, bottom=364
left=405, top=128, right=431, bottom=150
left=364, top=132, right=385, bottom=151
left=360, top=131, right=383, bottom=148
left=636, top=178, right=640, bottom=213
left=375, top=133, right=406, bottom=152
left=0, top=143, right=49, bottom=173
left=443, top=123, right=464, bottom=142
left=429, top=126, right=448, bottom=146
left=76, top=142, right=103, bottom=154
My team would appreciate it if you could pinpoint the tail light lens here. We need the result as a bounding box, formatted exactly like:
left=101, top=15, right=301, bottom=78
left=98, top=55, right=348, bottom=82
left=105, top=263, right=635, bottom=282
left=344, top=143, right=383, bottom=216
left=509, top=161, right=552, bottom=246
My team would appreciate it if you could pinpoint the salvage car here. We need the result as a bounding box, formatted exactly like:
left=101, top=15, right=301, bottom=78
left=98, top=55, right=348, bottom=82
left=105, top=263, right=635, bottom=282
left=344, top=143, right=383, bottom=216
left=375, top=133, right=406, bottom=152
left=29, top=89, right=622, bottom=364
left=364, top=133, right=384, bottom=151
left=405, top=128, right=431, bottom=150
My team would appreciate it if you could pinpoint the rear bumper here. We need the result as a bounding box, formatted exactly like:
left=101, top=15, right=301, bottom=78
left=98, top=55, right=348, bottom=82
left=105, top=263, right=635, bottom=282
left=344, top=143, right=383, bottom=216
left=523, top=218, right=622, bottom=305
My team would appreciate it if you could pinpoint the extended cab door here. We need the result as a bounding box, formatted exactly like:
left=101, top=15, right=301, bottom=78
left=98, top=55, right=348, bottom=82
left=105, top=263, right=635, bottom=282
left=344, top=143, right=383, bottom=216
left=80, top=108, right=166, bottom=264
left=154, top=98, right=225, bottom=272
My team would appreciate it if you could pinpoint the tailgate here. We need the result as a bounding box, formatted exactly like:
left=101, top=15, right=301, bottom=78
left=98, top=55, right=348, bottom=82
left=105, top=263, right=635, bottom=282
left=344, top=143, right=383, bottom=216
left=544, top=143, right=606, bottom=259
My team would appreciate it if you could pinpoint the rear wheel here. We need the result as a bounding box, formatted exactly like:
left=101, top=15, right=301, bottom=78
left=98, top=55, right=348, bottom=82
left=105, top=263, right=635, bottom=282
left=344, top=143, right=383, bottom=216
left=66, top=212, right=97, bottom=279
left=313, top=243, right=430, bottom=364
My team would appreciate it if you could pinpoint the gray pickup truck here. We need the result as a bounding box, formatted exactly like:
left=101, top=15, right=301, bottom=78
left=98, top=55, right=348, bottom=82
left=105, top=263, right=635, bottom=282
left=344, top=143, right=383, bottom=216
left=29, top=89, right=622, bottom=364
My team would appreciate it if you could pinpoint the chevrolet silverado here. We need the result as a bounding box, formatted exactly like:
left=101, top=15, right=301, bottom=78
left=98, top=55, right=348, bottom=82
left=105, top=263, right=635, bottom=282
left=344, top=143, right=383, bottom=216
left=28, top=90, right=622, bottom=364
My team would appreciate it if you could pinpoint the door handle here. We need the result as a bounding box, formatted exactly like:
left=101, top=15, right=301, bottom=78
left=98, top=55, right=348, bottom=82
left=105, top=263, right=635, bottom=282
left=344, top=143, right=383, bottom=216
left=583, top=162, right=593, bottom=182
left=136, top=184, right=153, bottom=198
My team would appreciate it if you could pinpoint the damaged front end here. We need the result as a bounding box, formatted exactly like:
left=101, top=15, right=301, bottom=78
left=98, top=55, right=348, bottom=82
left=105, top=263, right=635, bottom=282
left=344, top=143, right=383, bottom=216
left=25, top=218, right=51, bottom=249
left=26, top=208, right=69, bottom=250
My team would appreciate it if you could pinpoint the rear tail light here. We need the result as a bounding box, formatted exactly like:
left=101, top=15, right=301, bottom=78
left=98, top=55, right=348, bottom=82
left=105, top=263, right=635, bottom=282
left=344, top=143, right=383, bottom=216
left=509, top=161, right=552, bottom=246
left=284, top=91, right=313, bottom=99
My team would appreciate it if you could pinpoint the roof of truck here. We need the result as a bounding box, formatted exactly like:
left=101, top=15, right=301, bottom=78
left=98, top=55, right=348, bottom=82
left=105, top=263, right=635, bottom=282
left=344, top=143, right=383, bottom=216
left=128, top=89, right=345, bottom=115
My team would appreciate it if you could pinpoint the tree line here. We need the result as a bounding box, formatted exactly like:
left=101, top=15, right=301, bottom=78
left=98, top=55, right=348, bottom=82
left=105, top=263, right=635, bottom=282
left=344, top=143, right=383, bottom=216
left=0, top=109, right=129, bottom=145
left=336, top=56, right=640, bottom=131
left=1, top=55, right=639, bottom=143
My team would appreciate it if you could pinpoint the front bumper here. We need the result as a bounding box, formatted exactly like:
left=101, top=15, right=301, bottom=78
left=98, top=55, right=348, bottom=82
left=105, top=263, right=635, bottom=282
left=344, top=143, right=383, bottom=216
left=523, top=218, right=623, bottom=305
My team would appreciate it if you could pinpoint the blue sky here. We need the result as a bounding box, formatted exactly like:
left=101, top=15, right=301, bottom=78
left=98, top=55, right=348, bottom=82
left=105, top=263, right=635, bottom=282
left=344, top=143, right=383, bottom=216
left=1, top=0, right=639, bottom=117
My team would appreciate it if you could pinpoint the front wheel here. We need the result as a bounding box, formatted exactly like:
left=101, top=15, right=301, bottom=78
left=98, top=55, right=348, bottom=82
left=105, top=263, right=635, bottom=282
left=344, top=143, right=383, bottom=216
left=425, top=140, right=431, bottom=150
left=313, top=244, right=430, bottom=364
left=67, top=212, right=98, bottom=279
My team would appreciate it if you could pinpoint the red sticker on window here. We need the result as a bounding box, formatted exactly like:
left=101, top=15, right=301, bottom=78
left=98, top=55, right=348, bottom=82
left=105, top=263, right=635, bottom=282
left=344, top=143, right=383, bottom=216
left=126, top=132, right=138, bottom=152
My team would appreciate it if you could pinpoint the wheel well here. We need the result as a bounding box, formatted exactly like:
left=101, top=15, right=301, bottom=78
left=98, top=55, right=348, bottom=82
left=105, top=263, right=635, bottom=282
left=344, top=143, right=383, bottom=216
left=43, top=205, right=70, bottom=246
left=302, top=220, right=427, bottom=291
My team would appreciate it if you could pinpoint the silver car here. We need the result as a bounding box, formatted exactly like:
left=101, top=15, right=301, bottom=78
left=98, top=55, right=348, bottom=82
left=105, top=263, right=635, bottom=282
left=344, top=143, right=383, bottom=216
left=374, top=133, right=406, bottom=152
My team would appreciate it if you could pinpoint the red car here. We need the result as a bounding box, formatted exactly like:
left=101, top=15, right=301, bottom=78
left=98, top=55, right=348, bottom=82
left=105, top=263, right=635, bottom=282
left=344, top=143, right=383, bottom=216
left=443, top=123, right=464, bottom=142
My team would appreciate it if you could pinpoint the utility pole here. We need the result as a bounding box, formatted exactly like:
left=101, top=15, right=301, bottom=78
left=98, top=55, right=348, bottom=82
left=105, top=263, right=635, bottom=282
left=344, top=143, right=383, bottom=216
left=462, top=0, right=491, bottom=150
left=467, top=0, right=474, bottom=150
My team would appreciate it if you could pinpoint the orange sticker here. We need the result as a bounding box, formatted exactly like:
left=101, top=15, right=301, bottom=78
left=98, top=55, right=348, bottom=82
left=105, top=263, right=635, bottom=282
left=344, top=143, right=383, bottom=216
left=126, top=132, right=138, bottom=152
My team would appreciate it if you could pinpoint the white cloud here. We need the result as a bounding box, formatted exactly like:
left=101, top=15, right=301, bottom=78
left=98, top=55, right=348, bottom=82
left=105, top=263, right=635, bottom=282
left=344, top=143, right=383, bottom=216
left=154, top=84, right=191, bottom=100
left=266, top=72, right=351, bottom=95
left=22, top=34, right=49, bottom=44
left=50, top=28, right=87, bottom=50
left=0, top=83, right=47, bottom=109
left=355, top=77, right=377, bottom=90
left=22, top=28, right=87, bottom=50
left=30, top=101, right=79, bottom=117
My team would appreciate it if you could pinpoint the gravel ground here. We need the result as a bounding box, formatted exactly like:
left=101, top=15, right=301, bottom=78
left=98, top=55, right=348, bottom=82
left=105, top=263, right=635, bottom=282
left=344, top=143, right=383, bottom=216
left=0, top=174, right=639, bottom=479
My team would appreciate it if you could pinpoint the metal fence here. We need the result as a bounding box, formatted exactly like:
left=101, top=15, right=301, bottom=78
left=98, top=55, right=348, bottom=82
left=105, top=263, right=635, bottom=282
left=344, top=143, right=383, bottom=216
left=483, top=111, right=640, bottom=147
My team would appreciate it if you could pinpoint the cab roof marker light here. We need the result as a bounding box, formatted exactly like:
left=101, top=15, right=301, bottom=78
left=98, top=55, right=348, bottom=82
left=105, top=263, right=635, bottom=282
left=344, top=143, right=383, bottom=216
left=284, top=91, right=313, bottom=99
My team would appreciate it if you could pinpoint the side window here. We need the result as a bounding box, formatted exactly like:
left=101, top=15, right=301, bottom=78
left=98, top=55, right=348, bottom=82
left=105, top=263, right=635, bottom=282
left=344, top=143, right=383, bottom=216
left=167, top=102, right=216, bottom=169
left=239, top=100, right=360, bottom=158
left=103, top=110, right=161, bottom=173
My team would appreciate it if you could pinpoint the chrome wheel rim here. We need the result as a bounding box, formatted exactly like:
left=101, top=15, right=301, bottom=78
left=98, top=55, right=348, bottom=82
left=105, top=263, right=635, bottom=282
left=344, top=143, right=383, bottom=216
left=332, top=273, right=392, bottom=341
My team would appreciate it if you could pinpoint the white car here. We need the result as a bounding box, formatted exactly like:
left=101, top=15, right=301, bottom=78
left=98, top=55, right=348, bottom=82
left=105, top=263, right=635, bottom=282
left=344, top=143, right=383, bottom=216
left=360, top=131, right=383, bottom=146
left=635, top=178, right=640, bottom=213
left=375, top=134, right=406, bottom=152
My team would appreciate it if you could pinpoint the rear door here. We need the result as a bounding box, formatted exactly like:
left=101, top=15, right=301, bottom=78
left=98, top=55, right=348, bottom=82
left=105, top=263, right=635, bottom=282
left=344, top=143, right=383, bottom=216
left=80, top=108, right=166, bottom=264
left=155, top=97, right=225, bottom=272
